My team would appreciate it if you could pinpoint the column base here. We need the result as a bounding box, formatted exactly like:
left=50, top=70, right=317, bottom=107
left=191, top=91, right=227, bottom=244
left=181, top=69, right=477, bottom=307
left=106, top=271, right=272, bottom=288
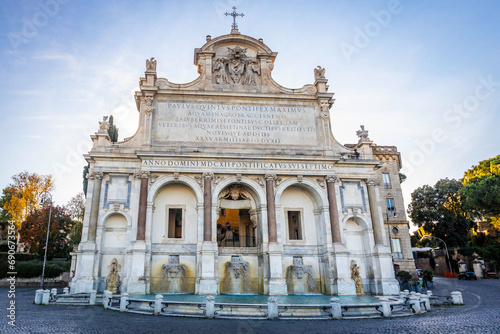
left=70, top=278, right=96, bottom=294
left=269, top=278, right=288, bottom=295
left=371, top=279, right=400, bottom=295
left=332, top=278, right=356, bottom=295
left=198, top=279, right=219, bottom=295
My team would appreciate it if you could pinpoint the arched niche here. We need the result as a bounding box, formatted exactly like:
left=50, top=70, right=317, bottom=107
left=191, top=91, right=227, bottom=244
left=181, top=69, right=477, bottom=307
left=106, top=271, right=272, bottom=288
left=216, top=183, right=259, bottom=248
left=151, top=182, right=198, bottom=244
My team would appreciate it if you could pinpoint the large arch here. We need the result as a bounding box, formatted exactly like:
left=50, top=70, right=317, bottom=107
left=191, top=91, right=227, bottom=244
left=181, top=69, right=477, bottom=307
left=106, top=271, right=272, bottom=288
left=274, top=178, right=328, bottom=208
left=212, top=176, right=266, bottom=205
left=148, top=174, right=204, bottom=203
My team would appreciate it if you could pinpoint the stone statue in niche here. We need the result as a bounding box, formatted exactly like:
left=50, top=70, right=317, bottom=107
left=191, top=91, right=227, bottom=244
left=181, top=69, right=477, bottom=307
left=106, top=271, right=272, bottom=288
left=350, top=261, right=365, bottom=295
left=146, top=57, right=156, bottom=72
left=356, top=125, right=370, bottom=143
left=106, top=258, right=121, bottom=293
left=314, top=65, right=325, bottom=79
left=213, top=58, right=229, bottom=84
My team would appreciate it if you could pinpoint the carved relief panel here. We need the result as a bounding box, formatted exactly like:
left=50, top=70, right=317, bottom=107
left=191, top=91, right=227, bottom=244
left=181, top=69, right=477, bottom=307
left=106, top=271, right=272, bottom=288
left=212, top=46, right=261, bottom=86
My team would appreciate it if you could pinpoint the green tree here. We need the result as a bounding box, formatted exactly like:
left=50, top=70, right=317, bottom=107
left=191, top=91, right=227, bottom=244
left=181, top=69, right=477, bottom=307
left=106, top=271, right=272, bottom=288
left=18, top=206, right=76, bottom=259
left=399, top=172, right=407, bottom=184
left=461, top=155, right=500, bottom=230
left=408, top=178, right=475, bottom=248
left=82, top=163, right=90, bottom=196
left=65, top=192, right=85, bottom=222
left=1, top=172, right=54, bottom=230
left=108, top=115, right=119, bottom=143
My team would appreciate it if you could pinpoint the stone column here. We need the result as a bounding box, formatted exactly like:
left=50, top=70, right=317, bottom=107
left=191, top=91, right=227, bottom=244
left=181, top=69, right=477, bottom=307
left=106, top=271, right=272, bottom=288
left=326, top=175, right=341, bottom=244
left=87, top=172, right=103, bottom=242
left=366, top=178, right=384, bottom=245
left=265, top=174, right=277, bottom=243
left=135, top=171, right=149, bottom=241
left=203, top=172, right=214, bottom=242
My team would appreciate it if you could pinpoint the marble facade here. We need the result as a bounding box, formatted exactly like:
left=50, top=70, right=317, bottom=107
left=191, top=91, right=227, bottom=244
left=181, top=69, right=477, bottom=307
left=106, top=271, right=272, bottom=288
left=70, top=29, right=410, bottom=296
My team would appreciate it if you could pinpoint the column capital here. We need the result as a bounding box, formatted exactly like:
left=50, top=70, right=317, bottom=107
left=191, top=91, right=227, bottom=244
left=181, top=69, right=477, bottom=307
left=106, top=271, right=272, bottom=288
left=134, top=171, right=150, bottom=179
left=366, top=178, right=379, bottom=187
left=202, top=172, right=214, bottom=180
left=325, top=174, right=339, bottom=183
left=264, top=173, right=276, bottom=181
left=87, top=171, right=104, bottom=180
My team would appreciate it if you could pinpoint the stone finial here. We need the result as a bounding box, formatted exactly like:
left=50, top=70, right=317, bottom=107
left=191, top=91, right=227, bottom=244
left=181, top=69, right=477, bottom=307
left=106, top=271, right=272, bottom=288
left=206, top=35, right=211, bottom=42
left=314, top=66, right=326, bottom=79
left=356, top=125, right=370, bottom=143
left=146, top=57, right=157, bottom=72
left=99, top=116, right=109, bottom=132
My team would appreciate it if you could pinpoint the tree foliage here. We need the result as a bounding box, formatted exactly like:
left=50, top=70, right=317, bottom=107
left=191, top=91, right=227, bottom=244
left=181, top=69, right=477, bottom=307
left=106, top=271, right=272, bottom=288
left=1, top=172, right=54, bottom=229
left=399, top=172, right=407, bottom=184
left=82, top=164, right=90, bottom=196
left=18, top=206, right=76, bottom=259
left=408, top=178, right=475, bottom=248
left=461, top=155, right=500, bottom=227
left=65, top=192, right=85, bottom=222
left=108, top=115, right=119, bottom=143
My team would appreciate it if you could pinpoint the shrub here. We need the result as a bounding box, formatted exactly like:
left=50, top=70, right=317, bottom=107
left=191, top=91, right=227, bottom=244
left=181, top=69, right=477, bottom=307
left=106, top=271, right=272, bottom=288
left=423, top=269, right=434, bottom=282
left=0, top=252, right=38, bottom=262
left=0, top=260, right=69, bottom=279
left=397, top=271, right=412, bottom=283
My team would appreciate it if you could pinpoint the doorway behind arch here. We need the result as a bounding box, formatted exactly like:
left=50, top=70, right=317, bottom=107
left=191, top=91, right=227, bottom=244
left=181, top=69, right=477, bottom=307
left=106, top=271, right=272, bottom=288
left=217, top=208, right=256, bottom=248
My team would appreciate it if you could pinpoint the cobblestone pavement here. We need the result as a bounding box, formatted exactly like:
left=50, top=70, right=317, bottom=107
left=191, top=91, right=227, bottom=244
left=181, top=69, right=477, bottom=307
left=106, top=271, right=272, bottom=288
left=1, top=277, right=499, bottom=334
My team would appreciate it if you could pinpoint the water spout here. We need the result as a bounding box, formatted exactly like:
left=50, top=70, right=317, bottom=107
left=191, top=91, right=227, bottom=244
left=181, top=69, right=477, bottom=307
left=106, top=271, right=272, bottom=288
left=223, top=255, right=250, bottom=294
left=161, top=255, right=187, bottom=293
left=286, top=257, right=318, bottom=294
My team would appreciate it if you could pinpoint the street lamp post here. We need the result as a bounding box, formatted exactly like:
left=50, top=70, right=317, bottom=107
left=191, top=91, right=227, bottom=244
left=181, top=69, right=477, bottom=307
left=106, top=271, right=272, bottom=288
left=422, top=235, right=453, bottom=274
left=40, top=191, right=53, bottom=290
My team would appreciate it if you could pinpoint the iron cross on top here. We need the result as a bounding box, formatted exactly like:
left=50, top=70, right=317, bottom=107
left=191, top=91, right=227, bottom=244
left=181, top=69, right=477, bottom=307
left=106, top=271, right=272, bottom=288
left=225, top=6, right=244, bottom=30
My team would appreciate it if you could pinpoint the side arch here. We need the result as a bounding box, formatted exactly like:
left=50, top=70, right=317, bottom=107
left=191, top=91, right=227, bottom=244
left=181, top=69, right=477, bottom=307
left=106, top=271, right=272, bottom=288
left=275, top=178, right=328, bottom=208
left=148, top=175, right=203, bottom=204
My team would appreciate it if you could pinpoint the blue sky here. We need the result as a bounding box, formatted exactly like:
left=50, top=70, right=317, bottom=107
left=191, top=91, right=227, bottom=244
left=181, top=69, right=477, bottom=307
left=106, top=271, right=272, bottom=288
left=1, top=0, right=499, bottom=229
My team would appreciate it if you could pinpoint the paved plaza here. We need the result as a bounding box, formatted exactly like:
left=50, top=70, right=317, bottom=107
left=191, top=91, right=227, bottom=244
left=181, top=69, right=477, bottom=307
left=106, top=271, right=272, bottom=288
left=1, top=278, right=499, bottom=334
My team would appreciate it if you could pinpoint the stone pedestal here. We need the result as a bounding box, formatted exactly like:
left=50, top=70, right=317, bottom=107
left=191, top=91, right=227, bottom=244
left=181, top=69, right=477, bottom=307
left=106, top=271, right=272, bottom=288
left=70, top=243, right=97, bottom=293
left=268, top=243, right=287, bottom=295
left=329, top=245, right=356, bottom=295
left=370, top=246, right=400, bottom=295
left=472, top=259, right=483, bottom=279
left=124, top=242, right=147, bottom=294
left=198, top=241, right=218, bottom=295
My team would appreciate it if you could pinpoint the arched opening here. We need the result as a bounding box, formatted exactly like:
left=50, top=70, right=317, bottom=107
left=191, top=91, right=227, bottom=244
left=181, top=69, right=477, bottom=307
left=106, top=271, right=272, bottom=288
left=344, top=217, right=372, bottom=292
left=99, top=213, right=127, bottom=292
left=217, top=184, right=258, bottom=248
left=150, top=182, right=198, bottom=294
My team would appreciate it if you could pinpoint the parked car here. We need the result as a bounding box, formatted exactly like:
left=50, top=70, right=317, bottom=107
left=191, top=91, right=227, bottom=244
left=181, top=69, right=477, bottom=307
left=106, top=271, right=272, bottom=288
left=458, top=271, right=477, bottom=280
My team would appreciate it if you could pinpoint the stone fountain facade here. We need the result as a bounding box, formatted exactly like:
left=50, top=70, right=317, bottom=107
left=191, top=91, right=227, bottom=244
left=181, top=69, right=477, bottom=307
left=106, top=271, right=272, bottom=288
left=70, top=27, right=414, bottom=296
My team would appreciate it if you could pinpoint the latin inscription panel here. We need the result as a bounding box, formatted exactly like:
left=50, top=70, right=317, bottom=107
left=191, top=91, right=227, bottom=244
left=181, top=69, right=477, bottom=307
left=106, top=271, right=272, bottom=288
left=153, top=102, right=318, bottom=146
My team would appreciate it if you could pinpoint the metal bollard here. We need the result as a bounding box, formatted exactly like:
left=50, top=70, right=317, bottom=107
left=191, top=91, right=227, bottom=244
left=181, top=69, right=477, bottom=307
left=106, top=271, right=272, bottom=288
left=205, top=295, right=215, bottom=319
left=267, top=297, right=279, bottom=320
left=330, top=297, right=342, bottom=320
left=120, top=293, right=129, bottom=312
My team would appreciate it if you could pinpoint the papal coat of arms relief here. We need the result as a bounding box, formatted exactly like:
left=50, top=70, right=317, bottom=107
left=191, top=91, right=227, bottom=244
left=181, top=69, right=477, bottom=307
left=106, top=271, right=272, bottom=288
left=213, top=46, right=261, bottom=86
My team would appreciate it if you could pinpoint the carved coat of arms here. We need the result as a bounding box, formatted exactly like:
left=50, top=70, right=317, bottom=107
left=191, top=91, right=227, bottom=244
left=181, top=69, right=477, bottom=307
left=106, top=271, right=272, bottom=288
left=213, top=46, right=261, bottom=86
